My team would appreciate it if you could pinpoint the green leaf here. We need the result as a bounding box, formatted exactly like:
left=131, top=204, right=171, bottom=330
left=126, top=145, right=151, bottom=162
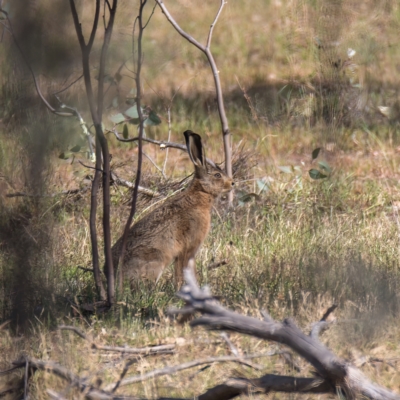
left=125, top=97, right=136, bottom=105
left=124, top=105, right=139, bottom=119
left=128, top=118, right=140, bottom=125
left=59, top=152, right=72, bottom=160
left=312, top=147, right=321, bottom=160
left=122, top=124, right=129, bottom=139
left=256, top=179, right=270, bottom=193
left=144, top=110, right=161, bottom=126
left=112, top=96, right=119, bottom=108
left=109, top=113, right=125, bottom=124
left=70, top=145, right=81, bottom=153
left=309, top=169, right=327, bottom=180
left=278, top=166, right=293, bottom=174
left=318, top=161, right=332, bottom=173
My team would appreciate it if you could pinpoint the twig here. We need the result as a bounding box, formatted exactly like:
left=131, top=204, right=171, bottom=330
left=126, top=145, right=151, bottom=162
left=111, top=129, right=217, bottom=168
left=110, top=172, right=160, bottom=197
left=103, top=352, right=277, bottom=391
left=58, top=325, right=175, bottom=355
left=207, top=260, right=227, bottom=270
left=142, top=150, right=166, bottom=179
left=162, top=106, right=172, bottom=177
left=220, top=332, right=239, bottom=357
left=58, top=325, right=90, bottom=341
left=93, top=344, right=175, bottom=355
left=155, top=0, right=233, bottom=205
left=46, top=389, right=68, bottom=400
left=51, top=74, right=84, bottom=95
left=6, top=188, right=90, bottom=198
left=206, top=0, right=226, bottom=50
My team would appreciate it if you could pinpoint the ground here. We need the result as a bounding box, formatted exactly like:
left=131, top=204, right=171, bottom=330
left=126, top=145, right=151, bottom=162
left=1, top=0, right=400, bottom=398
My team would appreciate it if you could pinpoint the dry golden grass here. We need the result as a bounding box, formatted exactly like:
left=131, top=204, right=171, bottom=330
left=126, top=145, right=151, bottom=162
left=1, top=0, right=400, bottom=398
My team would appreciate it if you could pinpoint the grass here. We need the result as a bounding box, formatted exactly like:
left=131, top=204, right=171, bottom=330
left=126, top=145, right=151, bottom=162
left=2, top=0, right=400, bottom=397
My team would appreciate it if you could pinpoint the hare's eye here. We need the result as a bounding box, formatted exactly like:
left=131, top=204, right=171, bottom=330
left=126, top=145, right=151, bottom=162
left=214, top=172, right=222, bottom=178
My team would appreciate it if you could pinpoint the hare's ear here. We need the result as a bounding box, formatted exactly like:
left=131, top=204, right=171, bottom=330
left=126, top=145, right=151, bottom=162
left=184, top=130, right=206, bottom=169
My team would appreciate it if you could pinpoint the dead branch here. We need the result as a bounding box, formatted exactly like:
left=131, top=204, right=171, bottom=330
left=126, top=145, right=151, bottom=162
left=6, top=356, right=110, bottom=400
left=103, top=352, right=279, bottom=391
left=58, top=325, right=90, bottom=341
left=110, top=172, right=160, bottom=197
left=6, top=174, right=158, bottom=200
left=58, top=325, right=175, bottom=355
left=197, top=375, right=334, bottom=399
left=6, top=188, right=90, bottom=198
left=94, top=344, right=174, bottom=355
left=207, top=259, right=227, bottom=270
left=170, top=267, right=400, bottom=400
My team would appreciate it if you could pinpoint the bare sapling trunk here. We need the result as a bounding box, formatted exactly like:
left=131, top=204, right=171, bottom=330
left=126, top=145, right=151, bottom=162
left=118, top=0, right=155, bottom=291
left=155, top=0, right=233, bottom=204
left=70, top=0, right=118, bottom=306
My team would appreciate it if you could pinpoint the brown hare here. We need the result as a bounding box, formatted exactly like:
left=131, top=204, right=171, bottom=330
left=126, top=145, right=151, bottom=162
left=112, top=130, right=234, bottom=287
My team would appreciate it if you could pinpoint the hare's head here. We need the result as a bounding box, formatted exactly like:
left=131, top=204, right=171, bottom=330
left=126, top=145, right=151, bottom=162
left=184, top=130, right=234, bottom=197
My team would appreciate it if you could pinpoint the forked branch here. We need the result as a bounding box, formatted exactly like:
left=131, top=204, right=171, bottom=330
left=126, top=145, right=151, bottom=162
left=155, top=0, right=233, bottom=203
left=170, top=265, right=400, bottom=400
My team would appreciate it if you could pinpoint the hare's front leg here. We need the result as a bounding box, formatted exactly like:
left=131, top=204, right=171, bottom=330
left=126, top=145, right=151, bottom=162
left=175, top=255, right=197, bottom=288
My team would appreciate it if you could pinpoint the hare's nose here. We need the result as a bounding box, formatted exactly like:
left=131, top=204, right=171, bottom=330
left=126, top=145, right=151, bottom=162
left=231, top=181, right=235, bottom=186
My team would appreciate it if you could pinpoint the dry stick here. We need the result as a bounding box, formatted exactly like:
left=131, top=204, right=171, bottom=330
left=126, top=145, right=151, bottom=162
left=9, top=357, right=111, bottom=400
left=197, top=375, right=333, bottom=400
left=46, top=389, right=68, bottom=400
left=173, top=267, right=400, bottom=400
left=155, top=0, right=233, bottom=205
left=111, top=129, right=217, bottom=168
left=162, top=107, right=172, bottom=177
left=103, top=353, right=276, bottom=391
left=6, top=177, right=158, bottom=200
left=58, top=325, right=175, bottom=354
left=118, top=0, right=147, bottom=292
left=110, top=172, right=160, bottom=197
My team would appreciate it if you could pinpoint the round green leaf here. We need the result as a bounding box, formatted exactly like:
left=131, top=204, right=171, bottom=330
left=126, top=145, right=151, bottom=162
left=312, top=147, right=321, bottom=160
left=110, top=113, right=126, bottom=124
left=309, top=169, right=327, bottom=180
left=144, top=110, right=161, bottom=126
left=122, top=124, right=129, bottom=139
left=124, top=105, right=139, bottom=119
left=318, top=161, right=332, bottom=173
left=70, top=145, right=81, bottom=153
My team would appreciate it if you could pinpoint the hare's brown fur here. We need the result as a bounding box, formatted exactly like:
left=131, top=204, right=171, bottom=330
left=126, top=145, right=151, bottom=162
left=112, top=130, right=234, bottom=287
